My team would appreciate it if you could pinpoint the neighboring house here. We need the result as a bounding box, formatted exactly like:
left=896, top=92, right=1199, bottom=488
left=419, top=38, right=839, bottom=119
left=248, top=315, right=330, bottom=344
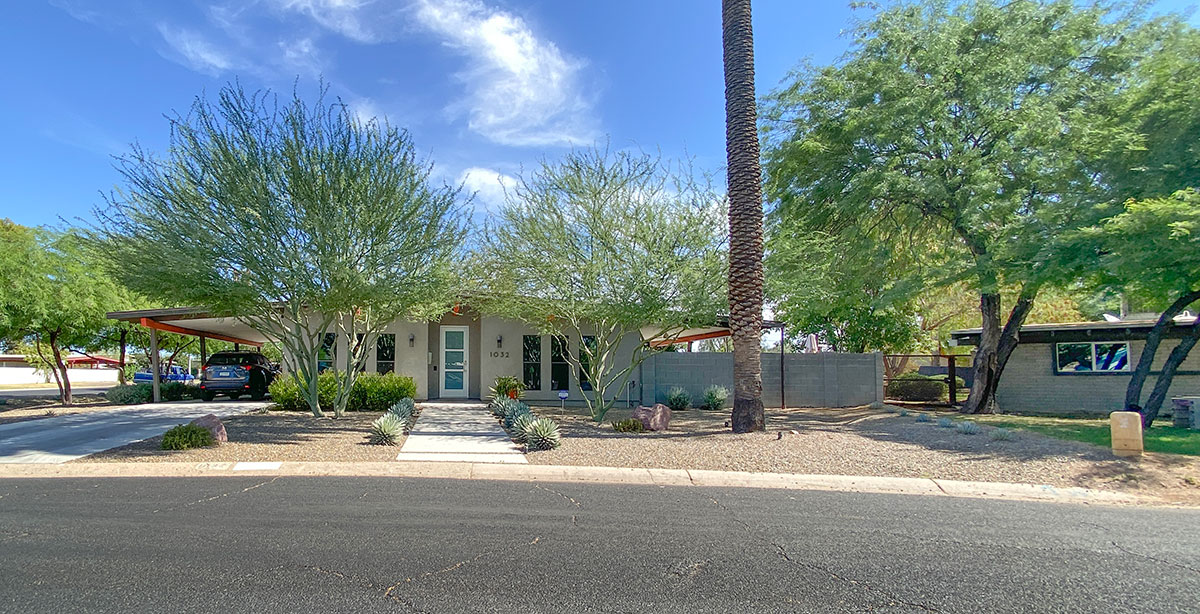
left=0, top=353, right=122, bottom=386
left=950, top=318, right=1200, bottom=414
left=108, top=305, right=885, bottom=408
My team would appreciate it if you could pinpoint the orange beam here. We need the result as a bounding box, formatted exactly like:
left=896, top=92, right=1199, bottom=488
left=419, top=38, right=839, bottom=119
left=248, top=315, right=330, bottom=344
left=138, top=318, right=262, bottom=347
left=649, top=330, right=731, bottom=348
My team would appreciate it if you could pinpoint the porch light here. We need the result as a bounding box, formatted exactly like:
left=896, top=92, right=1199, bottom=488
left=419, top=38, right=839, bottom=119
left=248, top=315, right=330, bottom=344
left=408, top=333, right=415, bottom=347
left=497, top=335, right=503, bottom=348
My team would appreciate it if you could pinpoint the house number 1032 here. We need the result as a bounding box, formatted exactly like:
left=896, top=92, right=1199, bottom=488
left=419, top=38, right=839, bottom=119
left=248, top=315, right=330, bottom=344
left=490, top=351, right=510, bottom=358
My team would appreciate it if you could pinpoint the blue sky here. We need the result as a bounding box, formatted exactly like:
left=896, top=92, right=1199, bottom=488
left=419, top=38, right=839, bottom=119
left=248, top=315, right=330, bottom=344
left=1, top=0, right=1196, bottom=227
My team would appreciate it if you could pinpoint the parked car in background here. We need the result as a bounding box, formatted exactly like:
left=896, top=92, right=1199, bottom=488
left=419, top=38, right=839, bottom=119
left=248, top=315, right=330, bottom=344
left=132, top=365, right=194, bottom=384
left=199, top=350, right=278, bottom=401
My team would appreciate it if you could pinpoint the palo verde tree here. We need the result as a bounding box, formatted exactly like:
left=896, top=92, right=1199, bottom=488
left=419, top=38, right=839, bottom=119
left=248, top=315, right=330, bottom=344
left=92, top=84, right=463, bottom=418
left=762, top=0, right=1158, bottom=414
left=471, top=148, right=727, bottom=422
left=0, top=222, right=122, bottom=405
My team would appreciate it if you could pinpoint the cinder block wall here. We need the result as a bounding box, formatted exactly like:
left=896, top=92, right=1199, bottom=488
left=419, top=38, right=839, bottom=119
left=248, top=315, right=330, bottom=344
left=638, top=352, right=883, bottom=408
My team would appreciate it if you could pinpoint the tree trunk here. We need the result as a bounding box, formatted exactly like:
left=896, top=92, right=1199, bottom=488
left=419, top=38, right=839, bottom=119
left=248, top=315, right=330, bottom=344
left=49, top=331, right=73, bottom=406
left=723, top=0, right=765, bottom=433
left=990, top=287, right=1037, bottom=396
left=962, top=293, right=1001, bottom=414
left=1140, top=318, right=1200, bottom=426
left=1126, top=289, right=1200, bottom=414
left=117, top=329, right=128, bottom=385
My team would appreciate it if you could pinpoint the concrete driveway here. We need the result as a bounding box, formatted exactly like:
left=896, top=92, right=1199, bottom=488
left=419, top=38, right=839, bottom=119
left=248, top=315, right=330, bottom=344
left=0, top=401, right=268, bottom=463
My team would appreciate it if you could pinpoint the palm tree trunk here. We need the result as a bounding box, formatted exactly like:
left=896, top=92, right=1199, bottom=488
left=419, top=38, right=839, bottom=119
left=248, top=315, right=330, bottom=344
left=723, top=0, right=765, bottom=433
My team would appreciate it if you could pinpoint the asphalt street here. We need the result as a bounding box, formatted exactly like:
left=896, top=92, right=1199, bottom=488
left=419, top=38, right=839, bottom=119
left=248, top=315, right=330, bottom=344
left=0, top=477, right=1196, bottom=613
left=0, top=386, right=111, bottom=399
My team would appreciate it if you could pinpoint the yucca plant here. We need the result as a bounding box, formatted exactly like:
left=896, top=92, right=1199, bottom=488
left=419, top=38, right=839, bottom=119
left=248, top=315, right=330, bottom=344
left=524, top=418, right=561, bottom=451
left=490, top=376, right=525, bottom=400
left=368, top=414, right=405, bottom=445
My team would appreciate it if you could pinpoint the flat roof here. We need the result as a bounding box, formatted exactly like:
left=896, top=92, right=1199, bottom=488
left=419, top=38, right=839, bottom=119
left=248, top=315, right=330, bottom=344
left=950, top=317, right=1197, bottom=345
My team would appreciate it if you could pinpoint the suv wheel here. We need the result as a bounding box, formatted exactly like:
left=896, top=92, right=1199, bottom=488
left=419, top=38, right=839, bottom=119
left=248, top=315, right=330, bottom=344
left=228, top=392, right=242, bottom=400
left=201, top=390, right=216, bottom=402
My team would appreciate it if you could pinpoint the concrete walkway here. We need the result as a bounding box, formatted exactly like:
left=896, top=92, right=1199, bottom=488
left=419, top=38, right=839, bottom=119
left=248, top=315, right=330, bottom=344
left=0, top=401, right=267, bottom=464
left=398, top=401, right=526, bottom=464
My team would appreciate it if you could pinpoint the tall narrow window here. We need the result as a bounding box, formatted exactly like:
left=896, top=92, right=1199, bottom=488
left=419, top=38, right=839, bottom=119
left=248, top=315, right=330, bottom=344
left=579, top=335, right=596, bottom=392
left=376, top=334, right=396, bottom=374
left=550, top=336, right=569, bottom=391
left=522, top=335, right=541, bottom=390
left=318, top=333, right=336, bottom=373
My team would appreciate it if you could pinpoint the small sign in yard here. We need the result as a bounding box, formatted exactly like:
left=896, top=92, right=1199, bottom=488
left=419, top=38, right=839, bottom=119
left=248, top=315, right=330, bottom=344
left=558, top=390, right=569, bottom=410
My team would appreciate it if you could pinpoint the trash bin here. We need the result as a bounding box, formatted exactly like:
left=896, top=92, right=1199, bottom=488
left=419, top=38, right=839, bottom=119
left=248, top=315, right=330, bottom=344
left=1172, top=398, right=1195, bottom=429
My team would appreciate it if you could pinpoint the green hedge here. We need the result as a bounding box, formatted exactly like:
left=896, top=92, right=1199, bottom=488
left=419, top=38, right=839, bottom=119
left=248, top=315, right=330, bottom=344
left=269, top=371, right=417, bottom=412
left=106, top=384, right=153, bottom=405
left=886, top=372, right=965, bottom=402
left=161, top=423, right=215, bottom=450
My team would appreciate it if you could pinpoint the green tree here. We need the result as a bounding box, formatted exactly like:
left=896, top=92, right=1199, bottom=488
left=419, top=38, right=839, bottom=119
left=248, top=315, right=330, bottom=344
left=471, top=149, right=727, bottom=422
left=0, top=223, right=122, bottom=404
left=1067, top=189, right=1200, bottom=425
left=722, top=0, right=767, bottom=432
left=762, top=0, right=1155, bottom=413
left=91, top=84, right=463, bottom=417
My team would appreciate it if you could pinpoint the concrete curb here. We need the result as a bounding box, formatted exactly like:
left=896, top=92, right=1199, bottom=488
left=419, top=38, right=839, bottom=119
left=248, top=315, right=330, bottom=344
left=0, top=460, right=1160, bottom=506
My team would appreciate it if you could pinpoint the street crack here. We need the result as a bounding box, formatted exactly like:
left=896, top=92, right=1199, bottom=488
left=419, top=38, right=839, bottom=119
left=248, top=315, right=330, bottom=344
left=708, top=496, right=941, bottom=612
left=152, top=477, right=280, bottom=514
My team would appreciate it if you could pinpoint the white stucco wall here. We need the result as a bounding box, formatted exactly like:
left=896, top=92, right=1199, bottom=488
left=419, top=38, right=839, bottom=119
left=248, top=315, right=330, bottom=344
left=0, top=367, right=120, bottom=386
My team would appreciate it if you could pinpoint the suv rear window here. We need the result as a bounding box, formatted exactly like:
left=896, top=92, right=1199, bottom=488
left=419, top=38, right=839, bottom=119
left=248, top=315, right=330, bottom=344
left=208, top=354, right=259, bottom=366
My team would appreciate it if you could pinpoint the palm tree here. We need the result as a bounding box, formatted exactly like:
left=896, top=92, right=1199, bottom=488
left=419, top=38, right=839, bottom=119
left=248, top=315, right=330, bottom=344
left=722, top=0, right=765, bottom=433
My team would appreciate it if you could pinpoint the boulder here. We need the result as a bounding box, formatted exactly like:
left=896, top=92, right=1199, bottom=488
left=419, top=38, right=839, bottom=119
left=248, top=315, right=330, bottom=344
left=189, top=413, right=227, bottom=443
left=632, top=403, right=671, bottom=431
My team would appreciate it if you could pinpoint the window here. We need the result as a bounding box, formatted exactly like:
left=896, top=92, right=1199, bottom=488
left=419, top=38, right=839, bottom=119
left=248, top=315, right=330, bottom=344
left=1055, top=342, right=1129, bottom=373
left=376, top=334, right=396, bottom=374
left=550, top=336, right=569, bottom=391
left=318, top=333, right=337, bottom=372
left=579, top=335, right=596, bottom=392
left=522, top=335, right=541, bottom=390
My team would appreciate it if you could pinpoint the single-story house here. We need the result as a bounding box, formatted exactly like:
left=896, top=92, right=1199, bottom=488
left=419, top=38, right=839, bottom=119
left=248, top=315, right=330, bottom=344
left=107, top=305, right=886, bottom=408
left=950, top=318, right=1200, bottom=414
left=0, top=353, right=122, bottom=386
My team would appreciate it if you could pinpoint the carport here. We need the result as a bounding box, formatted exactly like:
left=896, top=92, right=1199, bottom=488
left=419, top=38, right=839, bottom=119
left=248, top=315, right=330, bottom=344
left=106, top=308, right=268, bottom=403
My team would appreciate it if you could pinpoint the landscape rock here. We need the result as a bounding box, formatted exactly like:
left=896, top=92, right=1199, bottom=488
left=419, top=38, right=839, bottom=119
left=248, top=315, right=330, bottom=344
left=190, top=414, right=227, bottom=443
left=633, top=403, right=671, bottom=431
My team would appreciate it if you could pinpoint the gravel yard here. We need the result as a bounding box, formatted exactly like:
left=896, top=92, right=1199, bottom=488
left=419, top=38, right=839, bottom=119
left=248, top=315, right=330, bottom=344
left=526, top=405, right=1200, bottom=504
left=82, top=411, right=402, bottom=463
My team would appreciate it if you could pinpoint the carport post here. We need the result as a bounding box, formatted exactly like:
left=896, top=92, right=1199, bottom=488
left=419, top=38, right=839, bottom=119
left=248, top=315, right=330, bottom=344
left=199, top=336, right=207, bottom=367
left=150, top=328, right=161, bottom=403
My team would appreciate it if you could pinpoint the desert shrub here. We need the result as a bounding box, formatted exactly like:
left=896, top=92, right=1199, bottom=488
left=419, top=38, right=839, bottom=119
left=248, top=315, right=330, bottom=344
left=368, top=414, right=405, bottom=445
left=886, top=373, right=947, bottom=402
left=915, top=413, right=932, bottom=423
left=490, top=376, right=525, bottom=400
left=699, top=385, right=728, bottom=411
left=612, top=418, right=646, bottom=433
left=348, top=372, right=418, bottom=411
left=524, top=418, right=562, bottom=451
left=270, top=371, right=415, bottom=412
left=490, top=396, right=521, bottom=418
left=937, top=417, right=955, bottom=428
left=503, top=402, right=533, bottom=431
left=160, top=381, right=199, bottom=402
left=664, top=387, right=692, bottom=412
left=898, top=408, right=910, bottom=417
left=106, top=383, right=153, bottom=405
left=989, top=427, right=1015, bottom=441
left=510, top=413, right=536, bottom=443
left=883, top=405, right=899, bottom=414
left=161, top=423, right=216, bottom=450
left=956, top=421, right=981, bottom=435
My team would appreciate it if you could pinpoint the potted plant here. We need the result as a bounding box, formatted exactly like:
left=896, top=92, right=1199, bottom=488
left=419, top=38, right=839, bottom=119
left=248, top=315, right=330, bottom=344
left=491, top=376, right=525, bottom=400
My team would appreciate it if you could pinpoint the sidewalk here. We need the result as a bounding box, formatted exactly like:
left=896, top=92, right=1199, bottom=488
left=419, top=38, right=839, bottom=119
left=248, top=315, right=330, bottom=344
left=397, top=402, right=527, bottom=464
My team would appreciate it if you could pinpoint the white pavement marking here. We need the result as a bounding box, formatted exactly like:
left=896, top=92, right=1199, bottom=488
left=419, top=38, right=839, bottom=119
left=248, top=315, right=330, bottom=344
left=0, top=401, right=268, bottom=464
left=233, top=461, right=283, bottom=471
left=397, top=402, right=527, bottom=464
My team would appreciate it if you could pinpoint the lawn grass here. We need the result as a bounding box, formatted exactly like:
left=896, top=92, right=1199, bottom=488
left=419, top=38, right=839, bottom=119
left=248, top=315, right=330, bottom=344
left=969, top=414, right=1200, bottom=456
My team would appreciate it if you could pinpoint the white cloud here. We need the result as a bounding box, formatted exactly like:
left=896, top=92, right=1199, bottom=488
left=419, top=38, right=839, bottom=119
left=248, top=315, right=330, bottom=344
left=156, top=23, right=238, bottom=75
left=457, top=167, right=517, bottom=212
left=277, top=37, right=324, bottom=76
left=269, top=0, right=394, bottom=43
left=413, top=0, right=597, bottom=146
left=347, top=97, right=385, bottom=125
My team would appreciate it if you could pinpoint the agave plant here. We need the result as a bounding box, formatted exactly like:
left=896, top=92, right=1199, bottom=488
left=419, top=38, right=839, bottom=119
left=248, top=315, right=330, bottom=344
left=510, top=413, right=535, bottom=443
left=368, top=414, right=405, bottom=445
left=490, top=397, right=519, bottom=418
left=915, top=413, right=931, bottom=423
left=989, top=427, right=1015, bottom=441
left=524, top=418, right=562, bottom=451
left=503, top=403, right=533, bottom=431
left=937, top=417, right=954, bottom=428
left=387, top=398, right=416, bottom=427
left=956, top=421, right=981, bottom=435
